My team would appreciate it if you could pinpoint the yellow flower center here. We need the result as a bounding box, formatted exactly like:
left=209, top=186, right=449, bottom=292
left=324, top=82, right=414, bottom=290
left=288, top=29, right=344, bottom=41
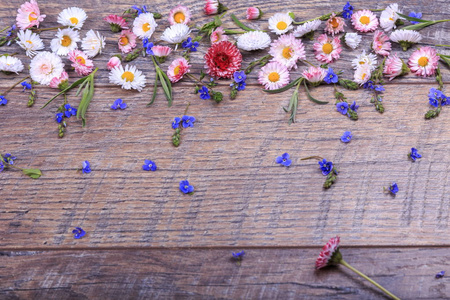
left=362, top=73, right=367, bottom=80
left=268, top=72, right=280, bottom=82
left=359, top=16, right=370, bottom=25
left=119, top=36, right=129, bottom=46
left=276, top=21, right=287, bottom=30
left=330, top=17, right=339, bottom=28
left=389, top=17, right=394, bottom=21
left=61, top=35, right=72, bottom=47
left=174, top=12, right=185, bottom=23
left=282, top=47, right=292, bottom=59
left=322, top=43, right=333, bottom=54
left=26, top=40, right=33, bottom=44
left=121, top=71, right=135, bottom=82
left=142, top=22, right=151, bottom=32
left=359, top=61, right=365, bottom=65
left=28, top=12, right=37, bottom=22
left=174, top=65, right=181, bottom=75
left=418, top=56, right=428, bottom=67
left=76, top=56, right=85, bottom=65
left=70, top=17, right=79, bottom=25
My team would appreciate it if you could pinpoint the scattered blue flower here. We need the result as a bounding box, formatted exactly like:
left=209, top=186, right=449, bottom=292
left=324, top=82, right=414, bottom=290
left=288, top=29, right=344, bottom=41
left=340, top=131, right=352, bottom=143
left=350, top=100, right=359, bottom=112
left=199, top=86, right=210, bottom=100
left=145, top=41, right=154, bottom=55
left=0, top=161, right=4, bottom=172
left=342, top=2, right=354, bottom=19
left=182, top=115, right=196, bottom=128
left=233, top=71, right=246, bottom=84
left=55, top=113, right=64, bottom=123
left=72, top=227, right=86, bottom=239
left=336, top=102, right=349, bottom=115
left=179, top=180, right=194, bottom=194
left=111, top=98, right=127, bottom=110
left=172, top=117, right=181, bottom=129
left=21, top=81, right=32, bottom=91
left=389, top=182, right=399, bottom=195
left=442, top=97, right=450, bottom=106
left=363, top=80, right=375, bottom=90
left=408, top=12, right=422, bottom=24
left=428, top=88, right=447, bottom=107
left=409, top=148, right=422, bottom=161
left=142, top=159, right=157, bottom=171
left=319, top=159, right=333, bottom=176
left=324, top=67, right=338, bottom=84
left=276, top=153, right=292, bottom=167
left=436, top=271, right=445, bottom=279
left=82, top=160, right=91, bottom=174
left=6, top=24, right=16, bottom=37
left=236, top=81, right=246, bottom=91
left=232, top=250, right=245, bottom=259
left=64, top=104, right=77, bottom=118
left=182, top=37, right=199, bottom=52
left=374, top=85, right=385, bottom=92
left=4, top=153, right=16, bottom=165
left=0, top=95, right=8, bottom=105
left=429, top=97, right=439, bottom=108
left=132, top=5, right=148, bottom=16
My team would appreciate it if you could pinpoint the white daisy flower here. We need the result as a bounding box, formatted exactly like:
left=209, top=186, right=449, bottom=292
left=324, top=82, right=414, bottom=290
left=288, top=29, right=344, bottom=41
left=16, top=29, right=44, bottom=57
left=50, top=28, right=80, bottom=56
left=353, top=65, right=372, bottom=85
left=268, top=13, right=294, bottom=35
left=269, top=33, right=305, bottom=70
left=30, top=51, right=64, bottom=85
left=236, top=31, right=271, bottom=51
left=109, top=65, right=146, bottom=92
left=81, top=30, right=105, bottom=58
left=57, top=7, right=88, bottom=30
left=293, top=19, right=321, bottom=38
left=351, top=50, right=378, bottom=71
left=380, top=3, right=402, bottom=32
left=344, top=32, right=362, bottom=50
left=0, top=56, right=24, bottom=74
left=258, top=61, right=290, bottom=90
left=160, top=23, right=191, bottom=44
left=390, top=29, right=422, bottom=51
left=132, top=12, right=157, bottom=39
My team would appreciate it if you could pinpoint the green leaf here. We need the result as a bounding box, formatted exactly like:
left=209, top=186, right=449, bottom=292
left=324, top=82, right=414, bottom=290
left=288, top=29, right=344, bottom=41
left=230, top=14, right=256, bottom=31
left=397, top=13, right=429, bottom=23
left=401, top=19, right=450, bottom=31
left=41, top=76, right=89, bottom=109
left=263, top=78, right=301, bottom=94
left=147, top=76, right=159, bottom=106
left=157, top=69, right=172, bottom=107
left=304, top=81, right=328, bottom=105
left=22, top=168, right=42, bottom=179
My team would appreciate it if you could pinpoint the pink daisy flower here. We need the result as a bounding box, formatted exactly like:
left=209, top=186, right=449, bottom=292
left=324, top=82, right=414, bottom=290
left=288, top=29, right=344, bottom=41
left=372, top=30, right=391, bottom=56
left=49, top=71, right=69, bottom=90
left=168, top=5, right=191, bottom=25
left=153, top=46, right=172, bottom=58
left=210, top=27, right=228, bottom=44
left=302, top=66, right=326, bottom=85
left=118, top=30, right=137, bottom=54
left=204, top=0, right=227, bottom=15
left=258, top=62, right=290, bottom=90
left=167, top=57, right=190, bottom=83
left=246, top=7, right=262, bottom=20
left=68, top=50, right=94, bottom=76
left=16, top=0, right=46, bottom=30
left=269, top=33, right=305, bottom=70
left=408, top=46, right=439, bottom=77
left=351, top=10, right=379, bottom=32
left=324, top=13, right=345, bottom=36
left=313, top=34, right=342, bottom=63
left=383, top=53, right=409, bottom=81
left=316, top=236, right=341, bottom=269
left=107, top=56, right=121, bottom=71
left=104, top=14, right=129, bottom=33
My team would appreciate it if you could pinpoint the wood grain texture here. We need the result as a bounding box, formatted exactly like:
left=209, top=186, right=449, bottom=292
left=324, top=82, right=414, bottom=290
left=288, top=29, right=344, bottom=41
left=1, top=247, right=450, bottom=299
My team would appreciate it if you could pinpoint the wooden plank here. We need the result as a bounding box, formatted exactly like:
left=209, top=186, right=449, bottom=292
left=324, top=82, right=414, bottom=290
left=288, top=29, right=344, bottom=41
left=1, top=247, right=449, bottom=299
left=1, top=84, right=450, bottom=248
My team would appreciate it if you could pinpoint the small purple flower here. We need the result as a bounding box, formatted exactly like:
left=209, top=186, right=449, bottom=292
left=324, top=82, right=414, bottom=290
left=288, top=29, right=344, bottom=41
left=82, top=160, right=91, bottom=174
left=429, top=98, right=439, bottom=108
left=142, top=159, right=157, bottom=171
left=55, top=113, right=64, bottom=123
left=111, top=98, right=127, bottom=110
left=182, top=115, right=196, bottom=128
left=236, top=82, right=246, bottom=91
left=374, top=85, right=385, bottom=92
left=276, top=153, right=292, bottom=167
left=319, top=159, right=333, bottom=176
left=389, top=182, right=398, bottom=195
left=64, top=104, right=77, bottom=118
left=145, top=41, right=154, bottom=55
left=350, top=100, right=359, bottom=112
left=21, top=81, right=32, bottom=90
left=233, top=71, right=246, bottom=83
left=336, top=102, right=349, bottom=115
left=342, top=2, right=353, bottom=19
left=324, top=67, right=338, bottom=84
left=340, top=131, right=352, bottom=143
left=232, top=250, right=245, bottom=259
left=172, top=117, right=181, bottom=129
left=436, top=271, right=445, bottom=279
left=182, top=37, right=199, bottom=52
left=0, top=95, right=8, bottom=105
left=199, top=86, right=210, bottom=100
left=0, top=161, right=4, bottom=172
left=408, top=12, right=422, bottom=24
left=3, top=153, right=16, bottom=165
left=409, top=148, right=421, bottom=161
left=72, top=227, right=86, bottom=239
left=363, top=80, right=375, bottom=90
left=179, top=180, right=194, bottom=194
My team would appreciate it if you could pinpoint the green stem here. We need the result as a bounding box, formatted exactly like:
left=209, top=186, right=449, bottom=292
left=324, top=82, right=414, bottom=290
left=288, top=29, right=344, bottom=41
left=185, top=73, right=203, bottom=85
left=301, top=156, right=323, bottom=161
left=224, top=29, right=247, bottom=34
left=32, top=25, right=67, bottom=33
left=303, top=59, right=317, bottom=67
left=1, top=75, right=30, bottom=96
left=230, top=14, right=257, bottom=31
left=183, top=102, right=191, bottom=115
left=340, top=259, right=400, bottom=300
left=0, top=26, right=11, bottom=33
left=436, top=45, right=450, bottom=47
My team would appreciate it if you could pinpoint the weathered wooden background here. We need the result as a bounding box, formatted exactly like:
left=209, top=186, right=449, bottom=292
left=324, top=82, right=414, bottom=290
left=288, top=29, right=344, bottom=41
left=1, top=0, right=450, bottom=298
